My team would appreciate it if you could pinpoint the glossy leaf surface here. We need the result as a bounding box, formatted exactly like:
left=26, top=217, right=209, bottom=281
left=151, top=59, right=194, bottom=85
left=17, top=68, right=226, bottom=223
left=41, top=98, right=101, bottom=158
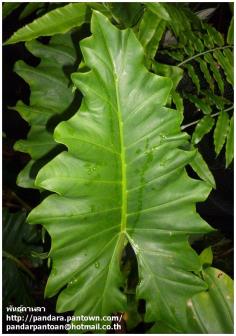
left=5, top=3, right=90, bottom=44
left=29, top=11, right=213, bottom=329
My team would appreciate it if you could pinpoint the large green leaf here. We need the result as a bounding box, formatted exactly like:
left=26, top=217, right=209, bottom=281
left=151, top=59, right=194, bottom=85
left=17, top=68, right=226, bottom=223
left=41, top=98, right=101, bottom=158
left=4, top=3, right=90, bottom=45
left=13, top=33, right=77, bottom=188
left=28, top=11, right=213, bottom=330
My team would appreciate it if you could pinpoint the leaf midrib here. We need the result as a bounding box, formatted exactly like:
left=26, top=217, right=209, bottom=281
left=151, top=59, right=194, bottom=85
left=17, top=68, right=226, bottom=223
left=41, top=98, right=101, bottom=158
left=96, top=19, right=128, bottom=240
left=115, top=78, right=127, bottom=235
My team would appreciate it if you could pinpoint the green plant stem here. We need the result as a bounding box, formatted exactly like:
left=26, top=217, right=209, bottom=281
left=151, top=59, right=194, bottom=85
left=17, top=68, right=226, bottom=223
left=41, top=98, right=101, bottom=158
left=3, top=250, right=35, bottom=280
left=177, top=45, right=233, bottom=67
left=181, top=106, right=234, bottom=130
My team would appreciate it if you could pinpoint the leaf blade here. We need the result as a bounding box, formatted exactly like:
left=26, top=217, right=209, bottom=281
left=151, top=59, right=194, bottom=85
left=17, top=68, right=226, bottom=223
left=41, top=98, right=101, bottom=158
left=227, top=17, right=234, bottom=45
left=226, top=116, right=234, bottom=167
left=13, top=34, right=77, bottom=188
left=5, top=3, right=91, bottom=44
left=138, top=9, right=166, bottom=61
left=213, top=110, right=230, bottom=156
left=145, top=3, right=170, bottom=21
left=190, top=150, right=216, bottom=189
left=186, top=267, right=233, bottom=333
left=192, top=116, right=215, bottom=145
left=3, top=2, right=21, bottom=19
left=28, top=11, right=213, bottom=329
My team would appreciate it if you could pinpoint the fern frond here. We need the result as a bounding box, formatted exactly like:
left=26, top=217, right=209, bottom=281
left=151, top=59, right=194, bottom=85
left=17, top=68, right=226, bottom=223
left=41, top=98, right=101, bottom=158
left=190, top=150, right=216, bottom=188
left=197, top=58, right=214, bottom=90
left=213, top=50, right=233, bottom=85
left=213, top=111, right=230, bottom=156
left=191, top=115, right=215, bottom=145
left=226, top=116, right=234, bottom=167
left=204, top=53, right=225, bottom=94
left=184, top=64, right=200, bottom=93
left=185, top=93, right=212, bottom=115
left=227, top=17, right=234, bottom=44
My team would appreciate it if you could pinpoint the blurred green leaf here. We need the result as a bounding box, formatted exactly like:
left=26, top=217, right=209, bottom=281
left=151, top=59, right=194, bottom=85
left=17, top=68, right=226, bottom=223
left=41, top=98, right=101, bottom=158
left=213, top=111, right=230, bottom=156
left=185, top=64, right=200, bottom=93
left=227, top=17, right=234, bottom=45
left=106, top=2, right=143, bottom=27
left=2, top=2, right=21, bottom=19
left=3, top=208, right=42, bottom=307
left=19, top=2, right=45, bottom=20
left=226, top=116, right=234, bottom=167
left=145, top=3, right=170, bottom=21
